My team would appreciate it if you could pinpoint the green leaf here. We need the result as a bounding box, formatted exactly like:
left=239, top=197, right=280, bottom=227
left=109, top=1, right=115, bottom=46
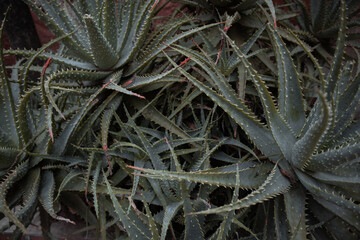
left=333, top=75, right=360, bottom=138
left=92, top=160, right=102, bottom=218
left=268, top=25, right=306, bottom=134
left=296, top=169, right=360, bottom=231
left=160, top=201, right=183, bottom=240
left=307, top=142, right=360, bottom=171
left=126, top=112, right=176, bottom=204
left=274, top=197, right=290, bottom=239
left=103, top=171, right=152, bottom=239
left=224, top=24, right=266, bottom=75
left=55, top=170, right=83, bottom=202
left=103, top=0, right=118, bottom=50
left=4, top=49, right=97, bottom=70
left=291, top=91, right=331, bottom=169
left=222, top=29, right=296, bottom=161
left=129, top=162, right=272, bottom=189
left=60, top=192, right=97, bottom=225
left=20, top=26, right=80, bottom=91
left=310, top=170, right=360, bottom=186
left=126, top=22, right=222, bottom=76
left=264, top=0, right=277, bottom=27
left=23, top=0, right=93, bottom=62
left=125, top=68, right=179, bottom=90
left=68, top=93, right=121, bottom=156
left=311, top=0, right=328, bottom=33
left=44, top=69, right=110, bottom=119
left=100, top=93, right=122, bottom=151
left=142, top=195, right=160, bottom=240
left=132, top=100, right=192, bottom=140
left=188, top=164, right=291, bottom=215
left=38, top=170, right=57, bottom=218
left=216, top=164, right=240, bottom=240
left=162, top=48, right=280, bottom=160
left=0, top=160, right=29, bottom=233
left=84, top=15, right=118, bottom=69
left=325, top=0, right=347, bottom=98
left=190, top=138, right=226, bottom=171
left=115, top=0, right=155, bottom=68
left=127, top=117, right=167, bottom=171
left=0, top=9, right=21, bottom=147
left=284, top=186, right=307, bottom=240
left=52, top=82, right=117, bottom=155
left=181, top=178, right=204, bottom=240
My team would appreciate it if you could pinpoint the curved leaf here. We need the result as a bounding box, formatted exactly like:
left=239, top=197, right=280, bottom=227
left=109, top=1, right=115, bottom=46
left=189, top=165, right=291, bottom=215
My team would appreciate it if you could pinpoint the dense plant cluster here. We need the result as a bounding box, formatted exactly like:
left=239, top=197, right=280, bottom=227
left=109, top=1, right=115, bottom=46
left=0, top=0, right=359, bottom=239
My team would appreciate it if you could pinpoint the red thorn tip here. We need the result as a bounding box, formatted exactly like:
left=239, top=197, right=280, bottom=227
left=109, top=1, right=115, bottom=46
left=41, top=57, right=52, bottom=76
left=101, top=81, right=112, bottom=90
left=123, top=79, right=133, bottom=87
left=132, top=173, right=144, bottom=176
left=215, top=51, right=221, bottom=65
left=48, top=128, right=54, bottom=142
left=102, top=145, right=108, bottom=151
left=134, top=93, right=145, bottom=99
left=274, top=18, right=277, bottom=29
left=60, top=113, right=66, bottom=121
left=179, top=57, right=191, bottom=66
left=127, top=165, right=144, bottom=171
left=224, top=26, right=230, bottom=32
left=191, top=39, right=201, bottom=49
left=85, top=191, right=89, bottom=203
left=150, top=0, right=159, bottom=12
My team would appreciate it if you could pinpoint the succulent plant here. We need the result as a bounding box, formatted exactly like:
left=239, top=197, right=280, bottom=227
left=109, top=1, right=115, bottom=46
left=0, top=0, right=221, bottom=237
left=1, top=0, right=359, bottom=239
left=133, top=0, right=360, bottom=238
left=292, top=0, right=360, bottom=39
left=284, top=0, right=360, bottom=59
left=181, top=0, right=264, bottom=13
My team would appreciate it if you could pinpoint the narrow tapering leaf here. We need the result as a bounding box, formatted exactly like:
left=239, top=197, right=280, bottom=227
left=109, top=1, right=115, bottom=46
left=268, top=26, right=305, bottom=134
left=188, top=165, right=291, bottom=215
left=284, top=186, right=307, bottom=240
left=291, top=91, right=331, bottom=169
left=325, top=0, right=347, bottom=98
left=84, top=15, right=118, bottom=69
left=103, top=171, right=152, bottom=239
left=222, top=29, right=296, bottom=160
left=0, top=160, right=29, bottom=233
left=129, top=162, right=272, bottom=189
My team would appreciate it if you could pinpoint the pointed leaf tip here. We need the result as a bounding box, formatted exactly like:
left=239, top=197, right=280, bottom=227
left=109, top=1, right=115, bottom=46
left=126, top=165, right=146, bottom=171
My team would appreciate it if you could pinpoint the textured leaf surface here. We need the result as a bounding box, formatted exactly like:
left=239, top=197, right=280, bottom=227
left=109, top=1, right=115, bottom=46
left=0, top=160, right=29, bottom=233
left=189, top=165, right=291, bottom=215
left=103, top=171, right=152, bottom=239
left=296, top=169, right=360, bottom=230
left=284, top=186, right=307, bottom=240
left=129, top=162, right=272, bottom=189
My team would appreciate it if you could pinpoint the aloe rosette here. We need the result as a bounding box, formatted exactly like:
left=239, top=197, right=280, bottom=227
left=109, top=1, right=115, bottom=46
left=134, top=0, right=360, bottom=238
left=0, top=0, right=221, bottom=237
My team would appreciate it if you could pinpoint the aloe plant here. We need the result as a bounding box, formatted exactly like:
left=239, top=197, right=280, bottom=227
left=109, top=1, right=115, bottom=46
left=132, top=0, right=360, bottom=238
left=180, top=0, right=264, bottom=13
left=1, top=0, right=359, bottom=239
left=291, top=0, right=360, bottom=41
left=0, top=0, right=223, bottom=237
